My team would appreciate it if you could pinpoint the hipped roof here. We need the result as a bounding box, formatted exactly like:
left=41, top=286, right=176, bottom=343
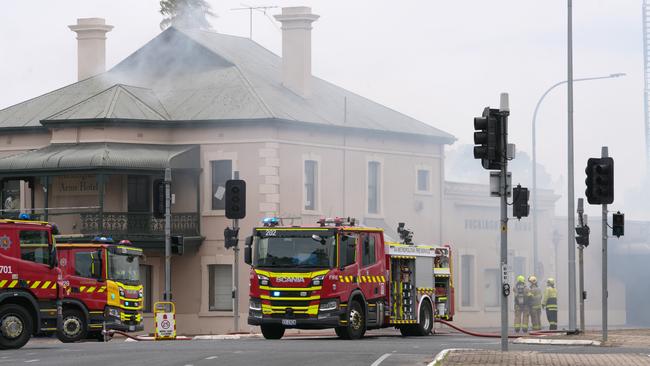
left=0, top=27, right=454, bottom=142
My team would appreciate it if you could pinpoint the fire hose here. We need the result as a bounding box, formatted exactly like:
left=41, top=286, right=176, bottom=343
left=434, top=318, right=575, bottom=338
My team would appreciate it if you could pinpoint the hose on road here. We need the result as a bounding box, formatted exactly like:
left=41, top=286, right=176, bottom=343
left=434, top=319, right=574, bottom=338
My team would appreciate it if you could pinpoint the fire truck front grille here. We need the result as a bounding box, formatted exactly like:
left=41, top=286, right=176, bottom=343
left=270, top=313, right=310, bottom=319
left=269, top=300, right=312, bottom=307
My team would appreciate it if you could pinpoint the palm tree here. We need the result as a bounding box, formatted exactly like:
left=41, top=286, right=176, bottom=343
left=160, top=0, right=216, bottom=30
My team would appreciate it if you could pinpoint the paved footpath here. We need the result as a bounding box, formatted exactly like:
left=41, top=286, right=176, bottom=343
left=436, top=349, right=650, bottom=365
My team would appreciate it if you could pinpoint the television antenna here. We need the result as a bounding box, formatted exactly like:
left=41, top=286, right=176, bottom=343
left=231, top=4, right=279, bottom=39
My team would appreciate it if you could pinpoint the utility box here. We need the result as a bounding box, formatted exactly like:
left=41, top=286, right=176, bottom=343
left=489, top=172, right=511, bottom=197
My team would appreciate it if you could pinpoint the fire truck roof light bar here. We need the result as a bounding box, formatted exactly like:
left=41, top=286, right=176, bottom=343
left=317, top=217, right=356, bottom=227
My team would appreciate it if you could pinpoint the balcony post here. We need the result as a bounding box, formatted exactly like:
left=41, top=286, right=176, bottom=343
left=97, top=173, right=105, bottom=235
left=43, top=176, right=50, bottom=221
left=195, top=172, right=201, bottom=235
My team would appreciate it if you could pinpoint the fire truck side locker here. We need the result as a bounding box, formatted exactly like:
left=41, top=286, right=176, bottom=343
left=434, top=248, right=452, bottom=320
left=389, top=256, right=417, bottom=324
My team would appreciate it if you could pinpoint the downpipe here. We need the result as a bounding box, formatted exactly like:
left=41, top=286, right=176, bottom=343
left=434, top=319, right=575, bottom=339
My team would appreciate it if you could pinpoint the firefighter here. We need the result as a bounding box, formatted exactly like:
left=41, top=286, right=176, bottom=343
left=527, top=275, right=543, bottom=331
left=513, top=275, right=529, bottom=333
left=542, top=278, right=558, bottom=330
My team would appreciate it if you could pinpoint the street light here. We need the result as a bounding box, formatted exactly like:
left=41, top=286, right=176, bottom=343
left=530, top=72, right=625, bottom=322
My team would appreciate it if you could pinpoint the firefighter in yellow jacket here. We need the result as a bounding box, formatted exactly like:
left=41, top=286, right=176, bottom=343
left=513, top=275, right=529, bottom=333
left=527, top=275, right=543, bottom=331
left=542, top=278, right=558, bottom=330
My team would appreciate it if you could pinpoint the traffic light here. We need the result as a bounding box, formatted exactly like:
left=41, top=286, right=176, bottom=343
left=575, top=225, right=590, bottom=247
left=171, top=235, right=184, bottom=255
left=612, top=211, right=624, bottom=238
left=153, top=179, right=167, bottom=219
left=473, top=107, right=502, bottom=170
left=225, top=180, right=246, bottom=219
left=224, top=227, right=239, bottom=249
left=585, top=157, right=614, bottom=205
left=512, top=184, right=530, bottom=220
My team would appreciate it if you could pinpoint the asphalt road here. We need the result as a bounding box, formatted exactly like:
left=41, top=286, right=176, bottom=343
left=3, top=330, right=649, bottom=366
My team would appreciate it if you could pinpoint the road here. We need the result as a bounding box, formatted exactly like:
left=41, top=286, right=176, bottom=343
left=3, top=330, right=649, bottom=366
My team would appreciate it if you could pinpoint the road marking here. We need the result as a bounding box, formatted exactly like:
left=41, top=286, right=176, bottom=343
left=370, top=353, right=392, bottom=366
left=24, top=360, right=39, bottom=363
left=205, top=356, right=218, bottom=360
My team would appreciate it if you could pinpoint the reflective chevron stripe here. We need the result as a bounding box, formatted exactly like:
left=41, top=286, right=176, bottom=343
left=340, top=275, right=386, bottom=283
left=1, top=280, right=54, bottom=289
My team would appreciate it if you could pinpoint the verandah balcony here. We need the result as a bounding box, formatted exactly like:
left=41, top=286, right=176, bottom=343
left=0, top=142, right=203, bottom=250
left=79, top=211, right=200, bottom=238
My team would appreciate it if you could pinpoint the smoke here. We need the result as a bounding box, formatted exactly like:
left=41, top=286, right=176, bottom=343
left=445, top=144, right=555, bottom=189
left=159, top=0, right=217, bottom=31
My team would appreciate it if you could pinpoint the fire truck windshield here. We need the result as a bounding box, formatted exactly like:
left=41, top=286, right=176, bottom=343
left=107, top=252, right=140, bottom=284
left=254, top=234, right=336, bottom=268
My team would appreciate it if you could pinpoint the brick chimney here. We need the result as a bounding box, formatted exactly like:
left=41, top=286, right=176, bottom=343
left=274, top=7, right=319, bottom=98
left=68, top=18, right=113, bottom=81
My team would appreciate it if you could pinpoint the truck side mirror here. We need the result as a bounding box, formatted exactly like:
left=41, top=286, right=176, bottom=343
left=244, top=236, right=253, bottom=265
left=91, top=250, right=103, bottom=280
left=49, top=236, right=57, bottom=269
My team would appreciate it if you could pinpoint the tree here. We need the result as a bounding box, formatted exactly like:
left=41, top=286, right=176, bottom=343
left=160, top=0, right=216, bottom=30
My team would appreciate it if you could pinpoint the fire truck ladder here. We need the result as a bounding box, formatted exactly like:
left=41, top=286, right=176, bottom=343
left=643, top=0, right=650, bottom=172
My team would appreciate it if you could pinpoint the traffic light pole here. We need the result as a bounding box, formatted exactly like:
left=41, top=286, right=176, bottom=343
left=577, top=198, right=586, bottom=333
left=499, top=93, right=509, bottom=352
left=233, top=171, right=240, bottom=333
left=601, top=147, right=608, bottom=342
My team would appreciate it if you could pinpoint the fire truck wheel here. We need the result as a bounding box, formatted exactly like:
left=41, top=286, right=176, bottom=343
left=260, top=324, right=285, bottom=339
left=0, top=304, right=33, bottom=350
left=342, top=300, right=365, bottom=340
left=413, top=301, right=433, bottom=336
left=57, top=309, right=87, bottom=343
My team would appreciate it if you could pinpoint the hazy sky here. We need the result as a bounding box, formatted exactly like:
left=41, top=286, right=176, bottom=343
left=1, top=0, right=646, bottom=219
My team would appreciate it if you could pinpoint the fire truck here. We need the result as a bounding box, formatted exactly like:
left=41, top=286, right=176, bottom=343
left=245, top=218, right=454, bottom=340
left=55, top=241, right=144, bottom=342
left=0, top=218, right=144, bottom=349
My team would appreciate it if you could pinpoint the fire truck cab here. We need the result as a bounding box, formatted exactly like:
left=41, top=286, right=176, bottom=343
left=245, top=218, right=454, bottom=340
left=0, top=218, right=60, bottom=349
left=55, top=241, right=144, bottom=343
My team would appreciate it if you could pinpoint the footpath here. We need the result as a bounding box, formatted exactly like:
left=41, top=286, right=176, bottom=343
left=430, top=329, right=650, bottom=366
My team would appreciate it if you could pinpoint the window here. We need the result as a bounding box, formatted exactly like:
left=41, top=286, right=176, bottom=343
left=460, top=254, right=474, bottom=307
left=417, top=169, right=431, bottom=193
left=367, top=161, right=381, bottom=214
left=127, top=176, right=150, bottom=212
left=361, top=234, right=376, bottom=266
left=20, top=230, right=50, bottom=265
left=484, top=269, right=500, bottom=308
left=340, top=234, right=357, bottom=267
left=74, top=252, right=95, bottom=278
left=139, top=264, right=153, bottom=313
left=211, top=160, right=233, bottom=210
left=208, top=264, right=233, bottom=311
left=1, top=180, right=21, bottom=214
left=304, top=160, right=318, bottom=211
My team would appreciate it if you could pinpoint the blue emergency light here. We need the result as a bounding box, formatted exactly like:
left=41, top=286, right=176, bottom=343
left=262, top=217, right=280, bottom=227
left=92, top=236, right=115, bottom=244
left=272, top=291, right=281, bottom=297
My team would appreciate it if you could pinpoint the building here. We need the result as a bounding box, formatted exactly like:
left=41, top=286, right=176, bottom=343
left=443, top=181, right=560, bottom=328
left=0, top=9, right=454, bottom=334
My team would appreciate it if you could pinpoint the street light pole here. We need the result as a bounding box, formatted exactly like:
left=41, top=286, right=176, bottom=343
left=531, top=73, right=624, bottom=280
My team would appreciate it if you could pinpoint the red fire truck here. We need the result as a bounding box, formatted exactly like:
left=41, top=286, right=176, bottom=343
left=245, top=218, right=454, bottom=340
left=0, top=218, right=144, bottom=349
